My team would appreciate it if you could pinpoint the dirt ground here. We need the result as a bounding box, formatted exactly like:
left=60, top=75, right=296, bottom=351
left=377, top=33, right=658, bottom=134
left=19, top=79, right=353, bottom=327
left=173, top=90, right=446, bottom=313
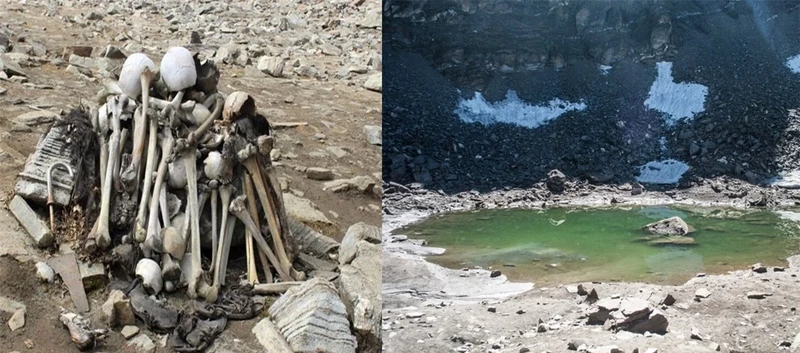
left=0, top=0, right=381, bottom=351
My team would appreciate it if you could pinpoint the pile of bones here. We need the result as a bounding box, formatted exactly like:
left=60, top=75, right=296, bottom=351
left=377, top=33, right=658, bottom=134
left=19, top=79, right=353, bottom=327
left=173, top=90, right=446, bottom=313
left=47, top=46, right=331, bottom=351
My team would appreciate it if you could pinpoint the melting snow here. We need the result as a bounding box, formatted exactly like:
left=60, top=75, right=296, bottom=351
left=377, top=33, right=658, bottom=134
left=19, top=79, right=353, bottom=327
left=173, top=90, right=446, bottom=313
left=636, top=159, right=690, bottom=184
left=765, top=170, right=800, bottom=188
left=644, top=62, right=708, bottom=125
left=454, top=90, right=587, bottom=129
left=786, top=54, right=800, bottom=73
left=599, top=65, right=612, bottom=75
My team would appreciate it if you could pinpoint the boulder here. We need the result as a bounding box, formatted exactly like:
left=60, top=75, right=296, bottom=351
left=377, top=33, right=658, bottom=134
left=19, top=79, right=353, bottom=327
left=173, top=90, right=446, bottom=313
left=268, top=278, right=356, bottom=353
left=546, top=169, right=566, bottom=193
left=642, top=216, right=693, bottom=236
left=627, top=308, right=668, bottom=334
left=339, top=222, right=381, bottom=265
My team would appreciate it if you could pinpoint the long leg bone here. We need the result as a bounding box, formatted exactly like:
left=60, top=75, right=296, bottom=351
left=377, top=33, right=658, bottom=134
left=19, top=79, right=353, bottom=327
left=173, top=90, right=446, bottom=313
left=244, top=173, right=272, bottom=283
left=176, top=138, right=214, bottom=302
left=229, top=195, right=292, bottom=282
left=89, top=96, right=125, bottom=250
left=120, top=69, right=156, bottom=194
left=208, top=180, right=219, bottom=271
left=113, top=127, right=129, bottom=193
left=212, top=184, right=235, bottom=287
left=237, top=142, right=293, bottom=277
left=145, top=128, right=174, bottom=252
left=133, top=111, right=160, bottom=243
left=242, top=176, right=257, bottom=284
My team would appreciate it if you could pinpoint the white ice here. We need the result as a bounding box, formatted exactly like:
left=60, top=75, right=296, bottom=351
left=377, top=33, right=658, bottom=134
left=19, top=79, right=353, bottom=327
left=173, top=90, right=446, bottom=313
left=454, top=90, right=587, bottom=129
left=644, top=62, right=708, bottom=125
left=765, top=170, right=800, bottom=188
left=636, top=159, right=690, bottom=184
left=599, top=65, right=612, bottom=75
left=786, top=54, right=800, bottom=73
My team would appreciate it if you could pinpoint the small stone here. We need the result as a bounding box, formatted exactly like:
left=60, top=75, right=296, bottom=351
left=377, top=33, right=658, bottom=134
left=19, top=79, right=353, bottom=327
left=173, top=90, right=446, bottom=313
left=406, top=312, right=424, bottom=319
left=363, top=72, right=381, bottom=92
left=284, top=95, right=295, bottom=103
left=79, top=261, right=108, bottom=290
left=516, top=309, right=525, bottom=315
left=660, top=293, right=676, bottom=306
left=190, top=31, right=202, bottom=44
left=568, top=340, right=587, bottom=350
left=577, top=284, right=588, bottom=295
left=709, top=342, right=720, bottom=351
left=519, top=348, right=530, bottom=353
left=257, top=56, right=285, bottom=77
left=774, top=266, right=786, bottom=272
left=35, top=262, right=56, bottom=283
left=8, top=308, right=25, bottom=331
left=14, top=110, right=58, bottom=126
left=0, top=86, right=6, bottom=95
left=62, top=46, right=93, bottom=58
left=490, top=270, right=501, bottom=278
left=121, top=325, right=140, bottom=339
left=320, top=43, right=342, bottom=56
left=746, top=291, right=771, bottom=299
left=306, top=167, right=334, bottom=181
left=695, top=288, right=711, bottom=298
left=364, top=125, right=382, bottom=145
left=751, top=263, right=767, bottom=273
left=102, top=290, right=134, bottom=327
left=645, top=349, right=658, bottom=353
left=691, top=327, right=704, bottom=340
left=9, top=195, right=52, bottom=247
left=488, top=306, right=497, bottom=313
left=127, top=334, right=156, bottom=353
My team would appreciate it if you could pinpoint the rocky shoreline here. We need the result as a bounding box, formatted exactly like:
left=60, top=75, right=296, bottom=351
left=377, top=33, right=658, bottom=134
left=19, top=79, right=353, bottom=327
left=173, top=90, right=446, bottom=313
left=382, top=179, right=800, bottom=353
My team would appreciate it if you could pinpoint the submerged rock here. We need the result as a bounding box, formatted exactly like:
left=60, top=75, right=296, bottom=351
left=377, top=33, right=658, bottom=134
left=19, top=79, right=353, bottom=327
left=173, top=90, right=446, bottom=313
left=642, top=216, right=693, bottom=236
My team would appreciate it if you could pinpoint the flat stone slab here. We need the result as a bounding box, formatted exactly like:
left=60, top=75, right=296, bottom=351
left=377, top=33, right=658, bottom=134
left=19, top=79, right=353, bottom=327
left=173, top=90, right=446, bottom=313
left=252, top=318, right=293, bottom=353
left=8, top=195, right=52, bottom=248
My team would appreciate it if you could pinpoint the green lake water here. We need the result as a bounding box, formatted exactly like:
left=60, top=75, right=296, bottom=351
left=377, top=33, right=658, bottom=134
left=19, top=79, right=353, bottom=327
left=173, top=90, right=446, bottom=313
left=396, top=206, right=800, bottom=285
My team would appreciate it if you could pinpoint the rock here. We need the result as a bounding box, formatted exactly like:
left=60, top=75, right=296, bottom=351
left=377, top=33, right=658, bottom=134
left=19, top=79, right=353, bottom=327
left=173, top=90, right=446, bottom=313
left=0, top=296, right=25, bottom=314
left=307, top=167, right=335, bottom=181
left=35, top=261, right=56, bottom=283
left=364, top=125, right=382, bottom=145
left=121, top=325, right=140, bottom=339
left=323, top=176, right=376, bottom=195
left=642, top=216, right=692, bottom=236
left=620, top=298, right=650, bottom=322
left=546, top=169, right=566, bottom=193
left=709, top=342, right=720, bottom=351
left=490, top=270, right=501, bottom=278
left=406, top=312, right=424, bottom=318
left=127, top=334, right=156, bottom=353
left=537, top=322, right=548, bottom=332
left=79, top=261, right=107, bottom=290
left=660, top=293, right=675, bottom=306
left=268, top=278, right=357, bottom=353
left=774, top=266, right=785, bottom=272
left=62, top=46, right=93, bottom=58
left=363, top=72, right=382, bottom=92
left=645, top=349, right=658, bottom=353
left=746, top=291, right=771, bottom=299
left=8, top=195, right=53, bottom=247
left=14, top=110, right=58, bottom=126
left=360, top=10, right=381, bottom=28
left=102, top=290, right=135, bottom=327
left=751, top=263, right=767, bottom=273
left=283, top=193, right=333, bottom=227
left=627, top=309, right=668, bottom=334
left=339, top=222, right=381, bottom=265
left=252, top=318, right=293, bottom=353
left=691, top=327, right=704, bottom=340
left=257, top=56, right=285, bottom=77
left=0, top=86, right=6, bottom=95
left=586, top=288, right=599, bottom=302
left=101, top=45, right=126, bottom=59
left=568, top=340, right=587, bottom=350
left=588, top=346, right=623, bottom=353
left=68, top=54, right=96, bottom=69
left=631, top=183, right=644, bottom=195
left=488, top=306, right=497, bottom=313
left=695, top=288, right=711, bottom=298
left=337, top=239, right=381, bottom=353
left=8, top=308, right=25, bottom=331
left=577, top=284, right=588, bottom=295
left=321, top=43, right=342, bottom=56
left=0, top=54, right=27, bottom=77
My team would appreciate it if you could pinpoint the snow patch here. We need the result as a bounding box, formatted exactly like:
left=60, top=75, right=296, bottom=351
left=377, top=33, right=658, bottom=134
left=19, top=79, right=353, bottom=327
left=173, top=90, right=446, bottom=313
left=765, top=170, right=800, bottom=189
left=786, top=54, right=800, bottom=73
left=636, top=159, right=690, bottom=184
left=644, top=62, right=708, bottom=125
left=455, top=90, right=587, bottom=129
left=599, top=65, right=612, bottom=75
